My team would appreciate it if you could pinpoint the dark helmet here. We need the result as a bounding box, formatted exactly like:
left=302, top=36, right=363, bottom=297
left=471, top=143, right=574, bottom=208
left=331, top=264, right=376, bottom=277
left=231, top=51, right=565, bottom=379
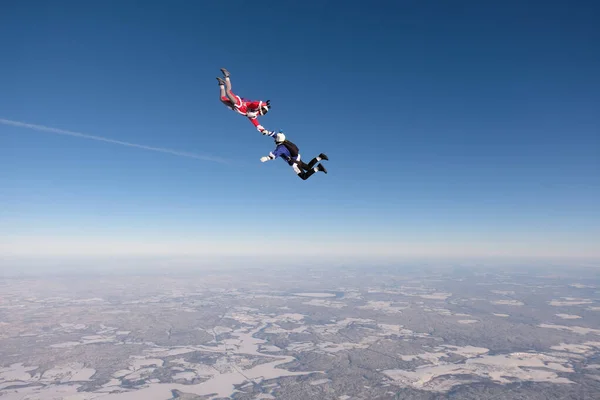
left=259, top=100, right=271, bottom=116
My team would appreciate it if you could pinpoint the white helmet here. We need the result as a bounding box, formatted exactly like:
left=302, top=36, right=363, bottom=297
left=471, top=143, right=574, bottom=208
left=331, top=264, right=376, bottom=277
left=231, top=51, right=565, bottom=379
left=275, top=132, right=285, bottom=143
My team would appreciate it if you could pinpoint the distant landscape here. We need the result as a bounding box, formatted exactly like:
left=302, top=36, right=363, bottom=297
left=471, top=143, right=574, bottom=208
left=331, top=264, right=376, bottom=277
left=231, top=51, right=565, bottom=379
left=1, top=264, right=600, bottom=399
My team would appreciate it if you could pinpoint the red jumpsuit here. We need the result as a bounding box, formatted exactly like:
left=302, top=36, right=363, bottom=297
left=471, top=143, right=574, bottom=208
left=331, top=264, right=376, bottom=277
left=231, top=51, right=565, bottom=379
left=221, top=92, right=268, bottom=133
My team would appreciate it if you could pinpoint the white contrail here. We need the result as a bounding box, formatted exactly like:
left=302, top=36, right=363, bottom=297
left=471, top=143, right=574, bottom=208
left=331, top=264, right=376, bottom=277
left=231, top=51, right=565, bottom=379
left=0, top=118, right=229, bottom=164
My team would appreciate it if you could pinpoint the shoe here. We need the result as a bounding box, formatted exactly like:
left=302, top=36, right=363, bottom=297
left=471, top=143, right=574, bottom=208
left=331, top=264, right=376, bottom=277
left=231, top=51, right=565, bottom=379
left=216, top=77, right=225, bottom=86
left=220, top=68, right=230, bottom=78
left=317, top=163, right=328, bottom=174
left=319, top=153, right=328, bottom=161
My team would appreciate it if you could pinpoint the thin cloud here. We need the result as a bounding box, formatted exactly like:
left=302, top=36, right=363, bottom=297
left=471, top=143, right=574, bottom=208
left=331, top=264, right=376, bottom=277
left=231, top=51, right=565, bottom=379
left=0, top=118, right=229, bottom=163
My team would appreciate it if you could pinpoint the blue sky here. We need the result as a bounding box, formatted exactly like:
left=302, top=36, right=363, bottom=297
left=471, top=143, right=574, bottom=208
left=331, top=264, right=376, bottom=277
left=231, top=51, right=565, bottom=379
left=1, top=0, right=599, bottom=264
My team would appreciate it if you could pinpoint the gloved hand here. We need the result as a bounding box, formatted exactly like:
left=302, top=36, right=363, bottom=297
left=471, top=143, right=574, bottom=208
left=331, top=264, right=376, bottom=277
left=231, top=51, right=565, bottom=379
left=260, top=156, right=269, bottom=162
left=262, top=130, right=272, bottom=136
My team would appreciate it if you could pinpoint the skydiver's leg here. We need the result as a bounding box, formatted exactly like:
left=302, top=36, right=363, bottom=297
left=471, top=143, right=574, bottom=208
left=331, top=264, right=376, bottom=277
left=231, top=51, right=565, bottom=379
left=297, top=160, right=310, bottom=172
left=217, top=78, right=227, bottom=102
left=294, top=154, right=311, bottom=172
left=305, top=153, right=328, bottom=169
left=220, top=68, right=239, bottom=105
left=292, top=162, right=325, bottom=180
left=224, top=80, right=238, bottom=105
left=292, top=162, right=314, bottom=180
left=305, top=158, right=318, bottom=169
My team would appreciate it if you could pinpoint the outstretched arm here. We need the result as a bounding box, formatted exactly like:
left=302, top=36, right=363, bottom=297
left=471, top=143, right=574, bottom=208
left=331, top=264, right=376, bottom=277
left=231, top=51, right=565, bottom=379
left=260, top=150, right=277, bottom=163
left=248, top=116, right=270, bottom=134
left=260, top=146, right=285, bottom=163
left=261, top=129, right=276, bottom=137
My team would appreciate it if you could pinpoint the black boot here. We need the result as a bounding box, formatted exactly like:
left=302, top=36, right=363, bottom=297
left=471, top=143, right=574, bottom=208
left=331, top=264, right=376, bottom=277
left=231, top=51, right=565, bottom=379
left=319, top=153, right=329, bottom=161
left=317, top=163, right=328, bottom=174
left=220, top=68, right=230, bottom=78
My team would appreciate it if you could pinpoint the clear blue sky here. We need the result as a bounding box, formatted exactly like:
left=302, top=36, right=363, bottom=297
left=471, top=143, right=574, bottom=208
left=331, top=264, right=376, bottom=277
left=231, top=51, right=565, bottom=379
left=1, top=0, right=599, bottom=263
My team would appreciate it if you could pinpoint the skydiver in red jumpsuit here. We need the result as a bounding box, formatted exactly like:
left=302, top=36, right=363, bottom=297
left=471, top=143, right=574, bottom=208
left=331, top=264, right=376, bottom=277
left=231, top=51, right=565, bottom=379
left=216, top=68, right=272, bottom=135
